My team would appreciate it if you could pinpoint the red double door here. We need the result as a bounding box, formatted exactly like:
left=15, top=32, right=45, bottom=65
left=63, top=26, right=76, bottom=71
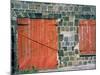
left=17, top=18, right=58, bottom=70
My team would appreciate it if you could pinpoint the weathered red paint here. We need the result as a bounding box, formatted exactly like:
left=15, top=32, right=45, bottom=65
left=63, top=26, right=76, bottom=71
left=17, top=18, right=58, bottom=70
left=79, top=19, right=96, bottom=55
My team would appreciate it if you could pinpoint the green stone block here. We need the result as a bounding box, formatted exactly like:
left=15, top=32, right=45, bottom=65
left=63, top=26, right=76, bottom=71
left=62, top=12, right=66, bottom=16
left=16, top=12, right=25, bottom=18
left=83, top=61, right=87, bottom=65
left=58, top=50, right=64, bottom=56
left=63, top=47, right=67, bottom=51
left=48, top=14, right=54, bottom=18
left=85, top=15, right=91, bottom=19
left=34, top=13, right=42, bottom=18
left=11, top=20, right=16, bottom=25
left=23, top=12, right=29, bottom=18
left=80, top=15, right=91, bottom=19
left=59, top=42, right=61, bottom=49
left=59, top=34, right=63, bottom=41
left=63, top=17, right=69, bottom=21
left=54, top=14, right=61, bottom=18
left=63, top=57, right=69, bottom=66
left=72, top=46, right=74, bottom=50
left=28, top=13, right=35, bottom=18
left=63, top=59, right=68, bottom=66
left=59, top=56, right=62, bottom=60
left=91, top=15, right=96, bottom=19
left=75, top=15, right=80, bottom=18
left=64, top=62, right=67, bottom=66
left=75, top=20, right=78, bottom=26
left=63, top=22, right=67, bottom=26
left=11, top=3, right=14, bottom=8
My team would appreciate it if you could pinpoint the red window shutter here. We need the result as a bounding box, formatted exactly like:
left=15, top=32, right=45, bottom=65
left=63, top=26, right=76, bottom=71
left=79, top=19, right=96, bottom=55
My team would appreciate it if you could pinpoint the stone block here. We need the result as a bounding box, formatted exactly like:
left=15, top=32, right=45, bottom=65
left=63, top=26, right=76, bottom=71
left=28, top=13, right=35, bottom=18
left=63, top=56, right=69, bottom=62
left=68, top=22, right=73, bottom=26
left=70, top=56, right=75, bottom=61
left=58, top=50, right=64, bottom=56
left=63, top=47, right=67, bottom=51
left=69, top=51, right=74, bottom=56
left=34, top=13, right=42, bottom=18
left=59, top=34, right=63, bottom=41
left=83, top=61, right=87, bottom=65
left=64, top=51, right=69, bottom=56
left=68, top=61, right=72, bottom=66
left=29, top=3, right=35, bottom=9
left=22, top=2, right=29, bottom=9
left=14, top=2, right=22, bottom=9
left=63, top=17, right=69, bottom=21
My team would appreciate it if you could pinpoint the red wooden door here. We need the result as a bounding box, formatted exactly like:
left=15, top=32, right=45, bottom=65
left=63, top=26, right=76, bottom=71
left=17, top=18, right=58, bottom=70
left=79, top=19, right=96, bottom=55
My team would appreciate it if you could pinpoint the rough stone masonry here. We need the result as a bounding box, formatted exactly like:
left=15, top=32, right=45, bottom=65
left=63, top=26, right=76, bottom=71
left=11, top=0, right=96, bottom=74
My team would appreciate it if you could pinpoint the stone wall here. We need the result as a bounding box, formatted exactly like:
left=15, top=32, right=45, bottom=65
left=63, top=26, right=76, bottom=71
left=11, top=1, right=96, bottom=73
